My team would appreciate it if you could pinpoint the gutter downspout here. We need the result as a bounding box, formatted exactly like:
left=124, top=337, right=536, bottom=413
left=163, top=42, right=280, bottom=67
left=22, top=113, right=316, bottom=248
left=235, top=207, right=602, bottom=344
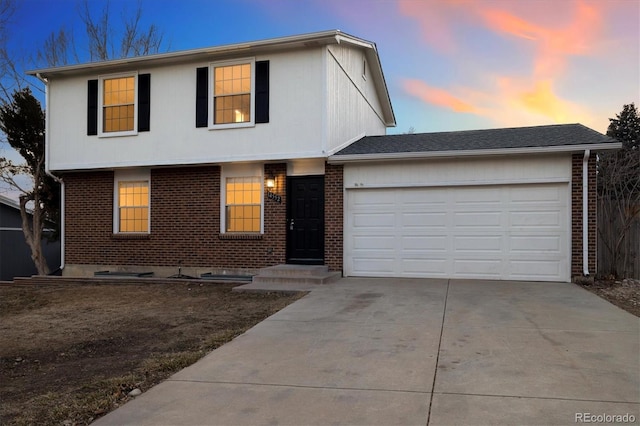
left=582, top=149, right=590, bottom=276
left=36, top=73, right=65, bottom=273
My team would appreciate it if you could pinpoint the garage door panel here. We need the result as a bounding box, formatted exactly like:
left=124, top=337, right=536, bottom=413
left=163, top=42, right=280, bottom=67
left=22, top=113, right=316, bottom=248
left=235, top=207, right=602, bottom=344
left=352, top=258, right=396, bottom=275
left=353, top=235, right=395, bottom=250
left=510, top=186, right=563, bottom=202
left=351, top=189, right=396, bottom=206
left=510, top=211, right=562, bottom=227
left=454, top=235, right=502, bottom=252
left=453, top=259, right=503, bottom=278
left=454, top=211, right=502, bottom=227
left=352, top=212, right=395, bottom=228
left=346, top=183, right=569, bottom=282
left=510, top=235, right=563, bottom=253
left=510, top=260, right=562, bottom=279
left=402, top=212, right=447, bottom=228
left=402, top=235, right=447, bottom=251
left=401, top=258, right=448, bottom=275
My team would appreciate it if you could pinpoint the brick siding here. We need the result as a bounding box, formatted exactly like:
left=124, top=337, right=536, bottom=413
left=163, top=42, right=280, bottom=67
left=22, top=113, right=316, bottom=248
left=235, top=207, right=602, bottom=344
left=324, top=163, right=344, bottom=272
left=64, top=163, right=345, bottom=274
left=64, top=164, right=288, bottom=270
left=571, top=153, right=597, bottom=277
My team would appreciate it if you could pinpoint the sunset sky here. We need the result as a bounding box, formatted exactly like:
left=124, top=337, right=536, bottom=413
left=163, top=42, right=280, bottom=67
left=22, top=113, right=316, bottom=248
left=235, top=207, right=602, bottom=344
left=5, top=0, right=640, bottom=135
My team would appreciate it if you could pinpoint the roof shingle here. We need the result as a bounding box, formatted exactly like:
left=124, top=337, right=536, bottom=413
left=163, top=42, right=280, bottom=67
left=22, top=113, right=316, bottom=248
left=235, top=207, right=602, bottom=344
left=334, top=124, right=617, bottom=156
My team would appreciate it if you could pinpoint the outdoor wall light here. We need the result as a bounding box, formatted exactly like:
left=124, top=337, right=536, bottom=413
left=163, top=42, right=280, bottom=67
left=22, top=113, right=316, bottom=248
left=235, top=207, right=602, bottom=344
left=265, top=173, right=276, bottom=189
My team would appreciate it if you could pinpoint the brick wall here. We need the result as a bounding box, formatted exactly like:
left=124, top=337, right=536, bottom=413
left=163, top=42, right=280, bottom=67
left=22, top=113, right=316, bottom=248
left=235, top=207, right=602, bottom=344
left=571, top=153, right=597, bottom=277
left=64, top=164, right=288, bottom=271
left=324, top=163, right=343, bottom=272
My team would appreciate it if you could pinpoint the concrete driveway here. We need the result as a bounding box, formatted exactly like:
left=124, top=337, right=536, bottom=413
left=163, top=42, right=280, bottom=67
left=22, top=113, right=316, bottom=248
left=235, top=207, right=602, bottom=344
left=94, top=278, right=640, bottom=425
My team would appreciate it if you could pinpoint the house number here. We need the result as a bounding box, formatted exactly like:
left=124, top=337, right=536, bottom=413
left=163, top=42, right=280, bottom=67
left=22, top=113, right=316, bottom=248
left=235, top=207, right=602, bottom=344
left=266, top=190, right=282, bottom=203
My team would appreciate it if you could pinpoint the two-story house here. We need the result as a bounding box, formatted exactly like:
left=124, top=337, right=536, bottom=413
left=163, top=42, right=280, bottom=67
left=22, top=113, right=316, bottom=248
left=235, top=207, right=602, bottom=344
left=29, top=31, right=394, bottom=279
left=29, top=30, right=619, bottom=283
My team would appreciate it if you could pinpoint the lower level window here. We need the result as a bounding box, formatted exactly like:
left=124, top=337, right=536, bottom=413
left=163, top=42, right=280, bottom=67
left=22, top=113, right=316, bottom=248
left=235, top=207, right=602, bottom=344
left=118, top=181, right=149, bottom=232
left=226, top=177, right=260, bottom=232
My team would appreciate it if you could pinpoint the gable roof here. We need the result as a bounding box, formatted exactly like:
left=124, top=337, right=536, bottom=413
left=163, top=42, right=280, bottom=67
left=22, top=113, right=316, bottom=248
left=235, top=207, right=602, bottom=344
left=27, top=30, right=395, bottom=127
left=330, top=124, right=620, bottom=163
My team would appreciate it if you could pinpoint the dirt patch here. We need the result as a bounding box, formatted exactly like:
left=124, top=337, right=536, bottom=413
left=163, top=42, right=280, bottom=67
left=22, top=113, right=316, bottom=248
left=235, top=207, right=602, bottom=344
left=578, top=278, right=640, bottom=317
left=0, top=282, right=304, bottom=425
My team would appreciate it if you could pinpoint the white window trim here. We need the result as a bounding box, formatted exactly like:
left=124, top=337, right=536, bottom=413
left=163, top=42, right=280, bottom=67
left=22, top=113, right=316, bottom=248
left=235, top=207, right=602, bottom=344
left=220, top=163, right=264, bottom=234
left=98, top=71, right=139, bottom=138
left=113, top=169, right=150, bottom=234
left=209, top=58, right=256, bottom=130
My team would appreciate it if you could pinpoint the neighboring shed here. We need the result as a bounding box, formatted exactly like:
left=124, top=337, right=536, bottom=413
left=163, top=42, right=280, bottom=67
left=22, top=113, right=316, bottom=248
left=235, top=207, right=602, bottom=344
left=0, top=195, right=61, bottom=281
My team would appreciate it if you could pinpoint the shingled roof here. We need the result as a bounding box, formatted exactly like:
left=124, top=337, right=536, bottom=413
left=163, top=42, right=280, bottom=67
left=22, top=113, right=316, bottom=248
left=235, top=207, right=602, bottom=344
left=331, top=124, right=619, bottom=161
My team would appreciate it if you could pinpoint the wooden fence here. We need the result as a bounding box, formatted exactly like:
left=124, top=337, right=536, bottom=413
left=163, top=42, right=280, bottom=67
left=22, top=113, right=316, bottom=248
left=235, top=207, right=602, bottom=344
left=597, top=204, right=640, bottom=279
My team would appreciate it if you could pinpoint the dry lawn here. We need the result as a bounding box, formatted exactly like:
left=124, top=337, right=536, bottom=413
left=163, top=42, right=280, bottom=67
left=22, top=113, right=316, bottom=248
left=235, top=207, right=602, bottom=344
left=578, top=278, right=640, bottom=317
left=0, top=281, right=303, bottom=425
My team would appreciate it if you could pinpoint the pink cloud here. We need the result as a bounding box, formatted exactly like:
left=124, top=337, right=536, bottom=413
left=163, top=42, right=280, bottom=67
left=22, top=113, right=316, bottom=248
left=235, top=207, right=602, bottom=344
left=402, top=79, right=478, bottom=113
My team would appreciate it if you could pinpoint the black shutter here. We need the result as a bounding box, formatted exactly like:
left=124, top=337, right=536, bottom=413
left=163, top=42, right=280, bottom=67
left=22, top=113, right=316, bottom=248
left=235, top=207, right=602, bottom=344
left=138, top=74, right=151, bottom=132
left=196, top=67, right=208, bottom=127
left=255, top=61, right=269, bottom=124
left=87, top=79, right=98, bottom=135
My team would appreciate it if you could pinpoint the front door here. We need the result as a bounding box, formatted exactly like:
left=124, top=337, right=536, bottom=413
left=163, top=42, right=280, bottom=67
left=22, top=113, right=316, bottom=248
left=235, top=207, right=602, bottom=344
left=287, top=176, right=324, bottom=264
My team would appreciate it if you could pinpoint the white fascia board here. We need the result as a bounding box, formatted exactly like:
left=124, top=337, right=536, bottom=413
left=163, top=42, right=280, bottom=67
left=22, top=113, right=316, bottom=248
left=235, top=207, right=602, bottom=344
left=0, top=195, right=20, bottom=210
left=328, top=142, right=623, bottom=164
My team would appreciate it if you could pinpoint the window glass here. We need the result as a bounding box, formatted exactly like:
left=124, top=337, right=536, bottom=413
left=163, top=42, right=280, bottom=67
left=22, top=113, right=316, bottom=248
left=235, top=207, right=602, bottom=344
left=225, top=176, right=260, bottom=232
left=118, top=181, right=149, bottom=232
left=103, top=76, right=135, bottom=132
left=214, top=63, right=251, bottom=124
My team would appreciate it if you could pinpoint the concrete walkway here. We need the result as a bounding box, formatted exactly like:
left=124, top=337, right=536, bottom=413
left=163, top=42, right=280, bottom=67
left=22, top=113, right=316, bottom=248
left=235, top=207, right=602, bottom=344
left=94, top=278, right=640, bottom=425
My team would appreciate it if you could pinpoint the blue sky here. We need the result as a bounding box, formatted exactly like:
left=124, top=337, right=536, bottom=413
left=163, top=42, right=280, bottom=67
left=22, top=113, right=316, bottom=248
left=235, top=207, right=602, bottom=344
left=9, top=0, right=639, bottom=133
left=2, top=0, right=639, bottom=198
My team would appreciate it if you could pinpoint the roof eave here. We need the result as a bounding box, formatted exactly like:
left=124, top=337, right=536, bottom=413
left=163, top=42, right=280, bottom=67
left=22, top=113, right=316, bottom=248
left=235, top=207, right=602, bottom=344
left=328, top=142, right=623, bottom=164
left=27, top=30, right=364, bottom=78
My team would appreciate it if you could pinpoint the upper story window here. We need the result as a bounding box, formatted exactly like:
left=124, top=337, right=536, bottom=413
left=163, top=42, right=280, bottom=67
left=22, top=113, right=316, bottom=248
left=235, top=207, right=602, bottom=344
left=214, top=63, right=251, bottom=125
left=209, top=58, right=255, bottom=129
left=88, top=73, right=150, bottom=136
left=97, top=72, right=138, bottom=137
left=196, top=59, right=268, bottom=129
left=103, top=76, right=135, bottom=133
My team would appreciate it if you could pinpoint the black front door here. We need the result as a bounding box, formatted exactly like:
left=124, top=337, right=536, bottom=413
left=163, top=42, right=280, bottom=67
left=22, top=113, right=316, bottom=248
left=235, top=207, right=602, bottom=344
left=287, top=176, right=324, bottom=264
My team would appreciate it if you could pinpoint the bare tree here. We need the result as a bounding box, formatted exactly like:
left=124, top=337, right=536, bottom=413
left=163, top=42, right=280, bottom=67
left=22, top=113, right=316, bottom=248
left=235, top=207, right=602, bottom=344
left=598, top=104, right=640, bottom=278
left=78, top=0, right=163, bottom=62
left=37, top=28, right=79, bottom=67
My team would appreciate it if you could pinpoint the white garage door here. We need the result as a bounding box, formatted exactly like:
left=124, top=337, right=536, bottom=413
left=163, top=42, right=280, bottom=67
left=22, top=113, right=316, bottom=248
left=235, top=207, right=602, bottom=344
left=345, top=183, right=570, bottom=282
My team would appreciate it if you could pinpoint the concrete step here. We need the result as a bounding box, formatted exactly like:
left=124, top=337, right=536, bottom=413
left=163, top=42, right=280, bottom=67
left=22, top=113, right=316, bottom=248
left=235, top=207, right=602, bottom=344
left=252, top=265, right=341, bottom=285
left=257, top=264, right=329, bottom=277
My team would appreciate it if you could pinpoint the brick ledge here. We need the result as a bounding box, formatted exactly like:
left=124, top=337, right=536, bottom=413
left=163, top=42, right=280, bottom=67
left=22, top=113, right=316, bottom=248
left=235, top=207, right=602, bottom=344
left=218, top=233, right=263, bottom=240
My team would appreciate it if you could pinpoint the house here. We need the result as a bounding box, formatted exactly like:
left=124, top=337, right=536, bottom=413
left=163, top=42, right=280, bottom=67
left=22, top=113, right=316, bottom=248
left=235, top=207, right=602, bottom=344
left=0, top=195, right=61, bottom=281
left=28, top=30, right=620, bottom=283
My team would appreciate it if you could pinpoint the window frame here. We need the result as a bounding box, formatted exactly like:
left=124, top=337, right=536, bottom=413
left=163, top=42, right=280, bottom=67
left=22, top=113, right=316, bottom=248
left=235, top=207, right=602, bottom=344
left=208, top=58, right=256, bottom=130
left=220, top=164, right=264, bottom=234
left=98, top=72, right=139, bottom=137
left=113, top=169, right=150, bottom=234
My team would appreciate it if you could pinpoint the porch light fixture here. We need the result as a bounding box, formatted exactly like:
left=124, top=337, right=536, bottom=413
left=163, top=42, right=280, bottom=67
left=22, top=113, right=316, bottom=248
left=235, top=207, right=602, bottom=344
left=265, top=173, right=276, bottom=189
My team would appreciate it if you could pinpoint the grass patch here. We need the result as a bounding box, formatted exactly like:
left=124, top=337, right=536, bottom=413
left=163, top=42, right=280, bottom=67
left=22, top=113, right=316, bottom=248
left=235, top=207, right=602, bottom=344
left=0, top=282, right=304, bottom=425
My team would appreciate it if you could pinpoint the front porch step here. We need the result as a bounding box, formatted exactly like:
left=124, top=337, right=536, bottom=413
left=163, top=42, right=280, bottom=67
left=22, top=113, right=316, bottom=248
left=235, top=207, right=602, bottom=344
left=251, top=265, right=341, bottom=285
